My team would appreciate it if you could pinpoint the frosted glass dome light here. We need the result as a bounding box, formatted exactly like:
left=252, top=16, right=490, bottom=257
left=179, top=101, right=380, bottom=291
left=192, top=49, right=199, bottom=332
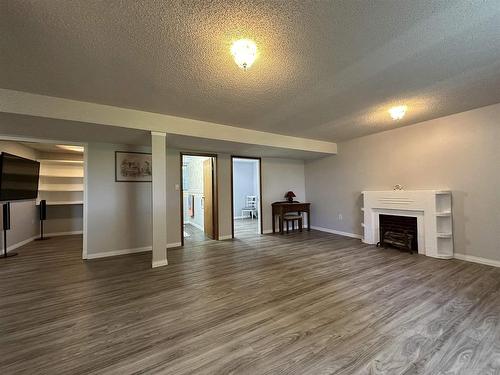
left=231, top=39, right=257, bottom=70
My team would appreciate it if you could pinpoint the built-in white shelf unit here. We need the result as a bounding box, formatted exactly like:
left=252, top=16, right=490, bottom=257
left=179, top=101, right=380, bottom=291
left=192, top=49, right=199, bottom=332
left=362, top=190, right=454, bottom=259
left=435, top=191, right=453, bottom=257
left=37, top=159, right=84, bottom=206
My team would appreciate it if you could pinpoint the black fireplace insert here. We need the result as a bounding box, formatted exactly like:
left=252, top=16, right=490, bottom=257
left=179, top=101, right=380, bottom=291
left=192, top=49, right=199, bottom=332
left=378, top=214, right=418, bottom=253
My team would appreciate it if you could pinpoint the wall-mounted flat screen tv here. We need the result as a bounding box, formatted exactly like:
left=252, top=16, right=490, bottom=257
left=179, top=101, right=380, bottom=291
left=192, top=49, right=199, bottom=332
left=0, top=152, right=40, bottom=201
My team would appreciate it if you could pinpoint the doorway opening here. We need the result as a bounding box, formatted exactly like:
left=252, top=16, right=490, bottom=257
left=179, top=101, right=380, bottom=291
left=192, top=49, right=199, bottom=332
left=231, top=156, right=262, bottom=238
left=180, top=153, right=218, bottom=245
left=0, top=138, right=86, bottom=260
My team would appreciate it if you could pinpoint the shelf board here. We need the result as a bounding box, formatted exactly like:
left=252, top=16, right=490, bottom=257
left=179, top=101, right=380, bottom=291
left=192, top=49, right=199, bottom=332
left=437, top=232, right=453, bottom=238
left=36, top=201, right=83, bottom=206
left=39, top=184, right=83, bottom=192
left=39, top=188, right=84, bottom=192
left=38, top=159, right=83, bottom=164
left=436, top=211, right=452, bottom=217
left=40, top=174, right=84, bottom=178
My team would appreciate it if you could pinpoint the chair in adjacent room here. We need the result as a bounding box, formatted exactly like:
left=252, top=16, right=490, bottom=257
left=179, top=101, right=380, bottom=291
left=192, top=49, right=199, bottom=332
left=241, top=195, right=258, bottom=219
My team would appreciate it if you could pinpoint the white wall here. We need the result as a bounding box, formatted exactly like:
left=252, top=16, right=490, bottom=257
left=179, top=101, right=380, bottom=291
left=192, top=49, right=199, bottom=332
left=305, top=103, right=500, bottom=263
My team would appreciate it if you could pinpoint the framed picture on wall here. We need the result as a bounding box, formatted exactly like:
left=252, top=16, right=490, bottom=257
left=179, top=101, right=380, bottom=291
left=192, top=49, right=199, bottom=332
left=115, top=151, right=152, bottom=182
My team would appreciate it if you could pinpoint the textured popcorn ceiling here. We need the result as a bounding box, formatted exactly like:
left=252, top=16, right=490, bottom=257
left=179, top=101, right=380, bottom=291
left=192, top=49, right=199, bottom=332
left=1, top=1, right=500, bottom=142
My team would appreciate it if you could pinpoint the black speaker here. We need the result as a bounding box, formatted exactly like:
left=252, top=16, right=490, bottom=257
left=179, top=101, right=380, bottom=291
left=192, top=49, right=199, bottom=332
left=36, top=200, right=50, bottom=241
left=39, top=200, right=47, bottom=220
left=3, top=202, right=10, bottom=231
left=2, top=202, right=16, bottom=258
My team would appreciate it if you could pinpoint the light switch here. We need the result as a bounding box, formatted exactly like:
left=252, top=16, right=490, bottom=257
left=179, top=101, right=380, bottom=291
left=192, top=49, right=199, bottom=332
left=175, top=184, right=180, bottom=191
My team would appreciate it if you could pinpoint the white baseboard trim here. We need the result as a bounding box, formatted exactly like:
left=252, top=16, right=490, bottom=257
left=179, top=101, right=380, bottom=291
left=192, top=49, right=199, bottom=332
left=310, top=226, right=363, bottom=239
left=152, top=259, right=168, bottom=268
left=263, top=229, right=273, bottom=234
left=454, top=253, right=500, bottom=268
left=86, top=246, right=152, bottom=259
left=167, top=242, right=182, bottom=248
left=87, top=242, right=182, bottom=260
left=5, top=236, right=37, bottom=253
left=47, top=230, right=83, bottom=237
left=219, top=235, right=233, bottom=240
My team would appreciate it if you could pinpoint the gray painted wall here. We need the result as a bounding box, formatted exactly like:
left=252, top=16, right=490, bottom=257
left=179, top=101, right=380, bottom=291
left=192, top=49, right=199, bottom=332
left=86, top=144, right=306, bottom=254
left=305, top=103, right=500, bottom=262
left=87, top=143, right=152, bottom=255
left=262, top=158, right=306, bottom=231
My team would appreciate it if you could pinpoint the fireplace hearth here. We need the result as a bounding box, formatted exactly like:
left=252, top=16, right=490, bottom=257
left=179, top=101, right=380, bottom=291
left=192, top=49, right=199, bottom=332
left=378, top=214, right=418, bottom=253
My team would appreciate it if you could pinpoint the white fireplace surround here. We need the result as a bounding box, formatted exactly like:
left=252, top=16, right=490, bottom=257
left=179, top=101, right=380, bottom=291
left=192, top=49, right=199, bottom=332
left=362, top=190, right=453, bottom=259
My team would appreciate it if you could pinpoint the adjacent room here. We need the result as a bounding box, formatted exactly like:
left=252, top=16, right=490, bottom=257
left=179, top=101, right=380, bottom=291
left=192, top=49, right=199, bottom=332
left=0, top=140, right=84, bottom=259
left=181, top=154, right=217, bottom=244
left=1, top=1, right=499, bottom=374
left=232, top=157, right=261, bottom=238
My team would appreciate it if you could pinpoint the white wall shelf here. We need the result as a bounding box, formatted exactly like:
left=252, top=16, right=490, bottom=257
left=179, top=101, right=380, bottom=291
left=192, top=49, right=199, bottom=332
left=37, top=158, right=84, bottom=207
left=39, top=184, right=84, bottom=192
left=36, top=200, right=83, bottom=206
left=38, top=159, right=84, bottom=164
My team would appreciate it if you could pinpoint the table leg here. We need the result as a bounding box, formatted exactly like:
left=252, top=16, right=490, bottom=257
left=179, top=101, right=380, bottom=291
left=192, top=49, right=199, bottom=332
left=272, top=213, right=275, bottom=233
left=280, top=214, right=284, bottom=234
left=307, top=210, right=311, bottom=231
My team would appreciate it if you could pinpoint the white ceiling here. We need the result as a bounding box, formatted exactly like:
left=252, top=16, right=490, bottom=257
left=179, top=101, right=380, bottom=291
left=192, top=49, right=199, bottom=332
left=1, top=1, right=500, bottom=142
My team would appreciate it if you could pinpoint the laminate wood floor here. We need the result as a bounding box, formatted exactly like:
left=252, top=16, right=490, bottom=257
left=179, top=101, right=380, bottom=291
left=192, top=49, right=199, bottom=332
left=184, top=223, right=211, bottom=244
left=234, top=218, right=259, bottom=238
left=1, top=232, right=500, bottom=374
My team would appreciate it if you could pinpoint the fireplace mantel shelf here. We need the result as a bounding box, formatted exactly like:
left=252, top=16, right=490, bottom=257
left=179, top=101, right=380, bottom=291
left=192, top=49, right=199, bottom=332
left=361, top=190, right=453, bottom=259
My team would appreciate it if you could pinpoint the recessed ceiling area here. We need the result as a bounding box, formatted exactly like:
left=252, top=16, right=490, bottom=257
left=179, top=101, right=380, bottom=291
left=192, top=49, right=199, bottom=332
left=0, top=112, right=151, bottom=146
left=18, top=142, right=84, bottom=154
left=1, top=1, right=499, bottom=142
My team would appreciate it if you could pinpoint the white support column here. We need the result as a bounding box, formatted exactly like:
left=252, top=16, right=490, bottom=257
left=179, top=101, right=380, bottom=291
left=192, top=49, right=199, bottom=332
left=151, top=131, right=168, bottom=268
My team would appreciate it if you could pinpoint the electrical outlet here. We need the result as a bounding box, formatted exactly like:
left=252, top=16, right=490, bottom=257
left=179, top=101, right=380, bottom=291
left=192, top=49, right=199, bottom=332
left=338, top=213, right=343, bottom=221
left=174, top=184, right=180, bottom=191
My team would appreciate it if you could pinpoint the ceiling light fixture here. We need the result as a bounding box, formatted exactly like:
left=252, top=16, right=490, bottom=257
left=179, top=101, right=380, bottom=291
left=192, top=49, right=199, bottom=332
left=388, top=105, right=407, bottom=120
left=56, top=145, right=84, bottom=153
left=230, top=39, right=257, bottom=71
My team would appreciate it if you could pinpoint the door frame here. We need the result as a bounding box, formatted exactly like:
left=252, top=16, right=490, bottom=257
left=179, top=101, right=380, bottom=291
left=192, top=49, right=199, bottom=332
left=179, top=152, right=219, bottom=246
left=230, top=156, right=263, bottom=238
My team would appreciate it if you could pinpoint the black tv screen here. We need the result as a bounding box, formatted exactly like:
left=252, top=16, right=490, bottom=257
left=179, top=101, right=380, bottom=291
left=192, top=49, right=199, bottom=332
left=0, top=152, right=40, bottom=201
